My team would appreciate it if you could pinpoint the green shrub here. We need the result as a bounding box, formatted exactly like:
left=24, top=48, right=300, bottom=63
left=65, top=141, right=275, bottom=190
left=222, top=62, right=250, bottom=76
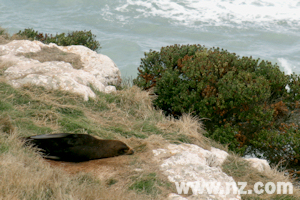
left=0, top=27, right=9, bottom=39
left=134, top=44, right=300, bottom=169
left=17, top=28, right=100, bottom=51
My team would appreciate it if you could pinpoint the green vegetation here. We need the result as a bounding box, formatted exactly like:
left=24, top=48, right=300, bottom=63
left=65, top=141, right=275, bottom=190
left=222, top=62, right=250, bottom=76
left=16, top=28, right=101, bottom=51
left=134, top=44, right=300, bottom=170
left=0, top=27, right=9, bottom=39
left=0, top=27, right=100, bottom=51
left=0, top=75, right=186, bottom=199
left=129, top=173, right=164, bottom=196
left=1, top=26, right=300, bottom=199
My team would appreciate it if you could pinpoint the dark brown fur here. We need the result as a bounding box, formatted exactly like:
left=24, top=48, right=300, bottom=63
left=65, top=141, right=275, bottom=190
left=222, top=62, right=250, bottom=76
left=24, top=133, right=134, bottom=162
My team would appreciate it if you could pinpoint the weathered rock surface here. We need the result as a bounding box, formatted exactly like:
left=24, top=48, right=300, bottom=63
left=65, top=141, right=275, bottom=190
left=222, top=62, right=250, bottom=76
left=0, top=40, right=121, bottom=101
left=153, top=144, right=241, bottom=200
left=153, top=144, right=272, bottom=200
left=244, top=158, right=271, bottom=172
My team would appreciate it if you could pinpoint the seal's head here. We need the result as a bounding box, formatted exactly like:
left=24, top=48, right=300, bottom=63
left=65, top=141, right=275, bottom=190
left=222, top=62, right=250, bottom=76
left=99, top=139, right=134, bottom=158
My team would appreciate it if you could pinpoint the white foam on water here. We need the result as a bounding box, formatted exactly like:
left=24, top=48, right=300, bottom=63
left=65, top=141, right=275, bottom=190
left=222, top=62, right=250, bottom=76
left=1, top=0, right=300, bottom=77
left=278, top=58, right=294, bottom=75
left=115, top=0, right=300, bottom=29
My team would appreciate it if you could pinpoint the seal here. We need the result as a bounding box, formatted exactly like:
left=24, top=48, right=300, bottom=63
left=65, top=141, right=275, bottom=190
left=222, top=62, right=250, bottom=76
left=24, top=133, right=134, bottom=162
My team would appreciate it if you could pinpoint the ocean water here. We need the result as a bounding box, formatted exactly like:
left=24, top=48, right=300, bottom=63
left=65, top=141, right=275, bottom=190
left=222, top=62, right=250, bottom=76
left=1, top=0, right=300, bottom=78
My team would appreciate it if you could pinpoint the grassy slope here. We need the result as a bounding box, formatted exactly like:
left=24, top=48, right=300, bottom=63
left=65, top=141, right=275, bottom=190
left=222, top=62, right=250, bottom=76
left=0, top=35, right=299, bottom=199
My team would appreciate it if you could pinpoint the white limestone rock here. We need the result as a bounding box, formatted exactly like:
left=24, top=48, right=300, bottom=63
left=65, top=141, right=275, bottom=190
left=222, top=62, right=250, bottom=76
left=105, top=85, right=117, bottom=93
left=0, top=40, right=42, bottom=54
left=209, top=147, right=229, bottom=167
left=244, top=158, right=271, bottom=172
left=0, top=40, right=120, bottom=101
left=153, top=144, right=241, bottom=200
left=167, top=193, right=188, bottom=200
left=56, top=45, right=121, bottom=86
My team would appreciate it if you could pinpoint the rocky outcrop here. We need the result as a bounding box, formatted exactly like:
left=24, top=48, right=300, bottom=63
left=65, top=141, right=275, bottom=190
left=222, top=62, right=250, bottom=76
left=244, top=158, right=271, bottom=172
left=153, top=144, right=271, bottom=200
left=0, top=40, right=121, bottom=101
left=153, top=144, right=241, bottom=200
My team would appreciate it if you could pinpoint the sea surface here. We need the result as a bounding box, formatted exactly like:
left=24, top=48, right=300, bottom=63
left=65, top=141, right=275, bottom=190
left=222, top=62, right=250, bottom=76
left=1, top=0, right=300, bottom=78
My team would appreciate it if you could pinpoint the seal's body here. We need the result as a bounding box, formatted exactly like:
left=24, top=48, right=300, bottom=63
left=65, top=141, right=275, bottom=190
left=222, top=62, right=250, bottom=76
left=24, top=133, right=134, bottom=162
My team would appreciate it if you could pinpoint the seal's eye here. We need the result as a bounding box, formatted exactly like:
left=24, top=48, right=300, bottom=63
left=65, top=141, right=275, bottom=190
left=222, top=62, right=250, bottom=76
left=118, top=148, right=128, bottom=154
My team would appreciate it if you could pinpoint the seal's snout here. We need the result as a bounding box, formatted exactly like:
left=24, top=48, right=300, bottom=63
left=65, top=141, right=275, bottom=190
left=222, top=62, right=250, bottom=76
left=126, top=148, right=134, bottom=155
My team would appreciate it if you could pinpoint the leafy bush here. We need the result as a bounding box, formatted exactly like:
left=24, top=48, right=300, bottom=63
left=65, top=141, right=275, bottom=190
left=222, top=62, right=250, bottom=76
left=134, top=44, right=300, bottom=169
left=0, top=27, right=10, bottom=44
left=17, top=28, right=100, bottom=51
left=0, top=27, right=9, bottom=37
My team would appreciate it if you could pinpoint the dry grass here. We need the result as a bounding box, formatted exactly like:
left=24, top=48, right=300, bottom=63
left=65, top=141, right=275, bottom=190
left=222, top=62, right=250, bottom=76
left=0, top=36, right=9, bottom=45
left=1, top=32, right=300, bottom=198
left=0, top=59, right=14, bottom=75
left=1, top=72, right=300, bottom=199
left=222, top=154, right=300, bottom=199
left=0, top=28, right=28, bottom=45
left=17, top=46, right=84, bottom=69
left=0, top=28, right=10, bottom=45
left=0, top=131, right=173, bottom=200
left=0, top=132, right=105, bottom=200
left=157, top=113, right=210, bottom=149
left=0, top=115, right=15, bottom=134
left=0, top=83, right=185, bottom=199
